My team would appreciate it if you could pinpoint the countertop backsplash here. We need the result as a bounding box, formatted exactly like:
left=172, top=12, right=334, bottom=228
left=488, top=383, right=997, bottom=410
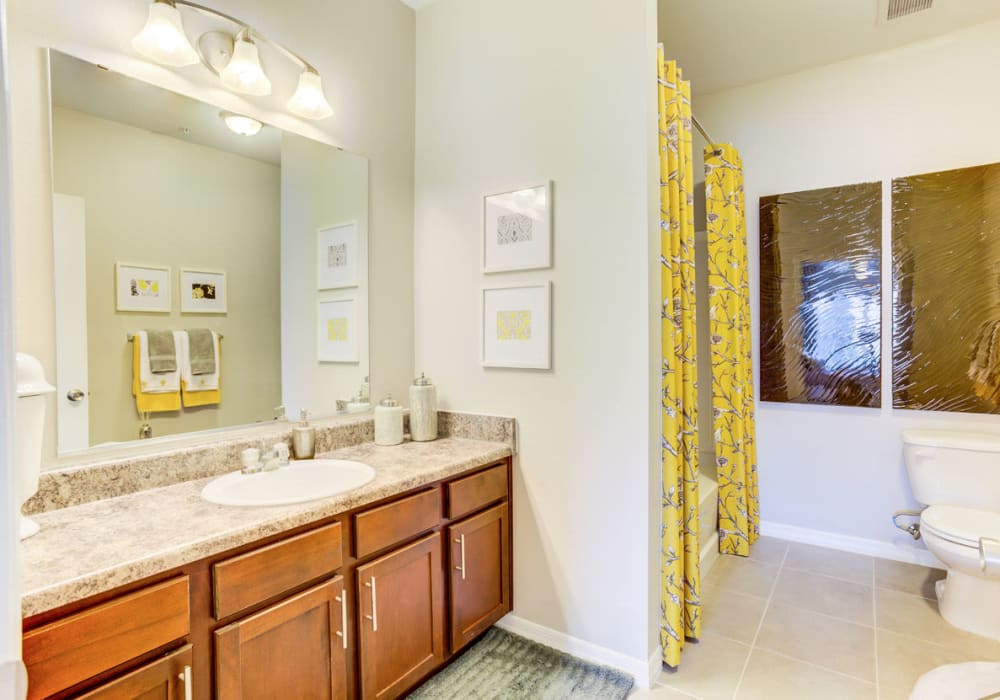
left=24, top=410, right=516, bottom=515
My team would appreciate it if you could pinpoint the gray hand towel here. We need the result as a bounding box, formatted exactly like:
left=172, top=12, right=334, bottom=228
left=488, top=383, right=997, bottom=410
left=145, top=329, right=177, bottom=373
left=187, top=329, right=216, bottom=375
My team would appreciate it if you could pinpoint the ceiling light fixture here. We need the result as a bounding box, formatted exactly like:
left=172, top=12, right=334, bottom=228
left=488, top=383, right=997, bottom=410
left=131, top=0, right=334, bottom=120
left=219, top=32, right=271, bottom=96
left=131, top=1, right=199, bottom=67
left=221, top=112, right=263, bottom=137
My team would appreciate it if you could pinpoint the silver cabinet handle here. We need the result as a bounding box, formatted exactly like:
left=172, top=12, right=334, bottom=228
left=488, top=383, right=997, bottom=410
left=178, top=665, right=192, bottom=700
left=335, top=593, right=348, bottom=649
left=364, top=576, right=378, bottom=631
left=67, top=388, right=85, bottom=403
left=454, top=535, right=466, bottom=581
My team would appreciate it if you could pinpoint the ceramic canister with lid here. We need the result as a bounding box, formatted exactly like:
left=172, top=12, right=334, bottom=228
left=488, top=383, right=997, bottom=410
left=409, top=373, right=438, bottom=442
left=374, top=395, right=404, bottom=446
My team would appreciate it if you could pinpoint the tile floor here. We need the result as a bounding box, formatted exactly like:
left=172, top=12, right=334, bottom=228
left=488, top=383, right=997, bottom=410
left=630, top=537, right=1000, bottom=700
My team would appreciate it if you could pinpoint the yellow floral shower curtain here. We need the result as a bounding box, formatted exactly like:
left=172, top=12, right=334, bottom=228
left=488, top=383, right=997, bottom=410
left=705, top=144, right=759, bottom=557
left=658, top=46, right=701, bottom=668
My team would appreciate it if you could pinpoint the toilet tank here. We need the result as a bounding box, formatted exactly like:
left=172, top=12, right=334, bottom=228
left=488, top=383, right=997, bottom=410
left=902, top=430, right=1000, bottom=510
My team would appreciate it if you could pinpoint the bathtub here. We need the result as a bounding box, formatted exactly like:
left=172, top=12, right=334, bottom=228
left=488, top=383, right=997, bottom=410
left=698, top=451, right=720, bottom=577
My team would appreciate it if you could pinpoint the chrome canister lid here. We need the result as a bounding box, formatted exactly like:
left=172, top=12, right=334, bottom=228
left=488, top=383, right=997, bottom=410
left=379, top=395, right=400, bottom=407
left=413, top=373, right=433, bottom=386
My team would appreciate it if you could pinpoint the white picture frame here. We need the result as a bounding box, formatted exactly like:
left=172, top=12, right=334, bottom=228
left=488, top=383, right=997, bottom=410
left=481, top=282, right=551, bottom=369
left=318, top=298, right=358, bottom=363
left=115, top=263, right=171, bottom=313
left=482, top=181, right=552, bottom=273
left=179, top=269, right=227, bottom=314
left=317, top=222, right=358, bottom=290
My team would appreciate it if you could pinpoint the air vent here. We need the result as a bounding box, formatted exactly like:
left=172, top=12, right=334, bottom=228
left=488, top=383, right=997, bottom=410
left=887, top=0, right=933, bottom=21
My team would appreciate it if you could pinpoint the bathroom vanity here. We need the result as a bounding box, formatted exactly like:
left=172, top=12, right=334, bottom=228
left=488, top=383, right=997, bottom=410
left=20, top=417, right=514, bottom=700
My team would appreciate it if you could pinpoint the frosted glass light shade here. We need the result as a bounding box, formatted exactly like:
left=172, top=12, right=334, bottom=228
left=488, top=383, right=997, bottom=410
left=222, top=113, right=262, bottom=136
left=220, top=37, right=271, bottom=96
left=288, top=70, right=334, bottom=120
left=132, top=2, right=199, bottom=67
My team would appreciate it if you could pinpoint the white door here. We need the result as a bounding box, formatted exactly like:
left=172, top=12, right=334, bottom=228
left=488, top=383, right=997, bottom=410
left=53, top=193, right=89, bottom=453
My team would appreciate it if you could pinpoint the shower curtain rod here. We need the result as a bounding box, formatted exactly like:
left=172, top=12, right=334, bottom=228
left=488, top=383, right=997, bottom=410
left=691, top=114, right=723, bottom=157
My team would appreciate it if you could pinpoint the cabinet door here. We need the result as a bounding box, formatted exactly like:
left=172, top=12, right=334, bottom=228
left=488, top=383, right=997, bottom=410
left=76, top=645, right=192, bottom=700
left=357, top=532, right=444, bottom=700
left=448, top=503, right=511, bottom=650
left=215, top=577, right=348, bottom=700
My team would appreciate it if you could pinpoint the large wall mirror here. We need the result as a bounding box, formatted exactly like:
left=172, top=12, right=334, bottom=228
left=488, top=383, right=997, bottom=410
left=45, top=50, right=370, bottom=455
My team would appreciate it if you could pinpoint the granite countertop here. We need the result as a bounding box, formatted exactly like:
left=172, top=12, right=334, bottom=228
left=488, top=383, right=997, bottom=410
left=21, top=437, right=511, bottom=618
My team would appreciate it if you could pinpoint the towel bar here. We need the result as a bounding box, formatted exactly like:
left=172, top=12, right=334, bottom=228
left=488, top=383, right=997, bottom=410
left=127, top=332, right=224, bottom=340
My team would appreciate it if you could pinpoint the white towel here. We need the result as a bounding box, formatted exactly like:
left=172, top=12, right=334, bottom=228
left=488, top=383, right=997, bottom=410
left=178, top=330, right=220, bottom=392
left=137, top=331, right=180, bottom=394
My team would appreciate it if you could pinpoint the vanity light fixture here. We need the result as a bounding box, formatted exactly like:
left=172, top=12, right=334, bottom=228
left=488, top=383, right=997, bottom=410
left=131, top=1, right=199, bottom=67
left=221, top=112, right=262, bottom=137
left=287, top=68, right=334, bottom=120
left=219, top=32, right=271, bottom=97
left=131, top=0, right=334, bottom=120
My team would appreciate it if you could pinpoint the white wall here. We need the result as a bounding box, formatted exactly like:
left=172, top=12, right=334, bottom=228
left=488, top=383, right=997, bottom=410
left=6, top=0, right=415, bottom=464
left=694, top=19, right=1000, bottom=550
left=414, top=0, right=662, bottom=673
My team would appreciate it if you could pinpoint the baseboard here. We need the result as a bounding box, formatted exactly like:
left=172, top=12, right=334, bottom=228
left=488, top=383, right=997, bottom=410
left=494, top=614, right=662, bottom=688
left=760, top=519, right=944, bottom=569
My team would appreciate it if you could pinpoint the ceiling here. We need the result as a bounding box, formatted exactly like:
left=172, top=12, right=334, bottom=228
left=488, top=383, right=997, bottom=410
left=658, top=0, right=1000, bottom=95
left=50, top=49, right=282, bottom=165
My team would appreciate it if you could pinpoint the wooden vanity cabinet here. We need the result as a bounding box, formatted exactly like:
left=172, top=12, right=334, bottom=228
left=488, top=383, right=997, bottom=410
left=447, top=503, right=510, bottom=650
left=215, top=577, right=348, bottom=700
left=22, top=457, right=512, bottom=700
left=356, top=533, right=445, bottom=700
left=75, top=645, right=193, bottom=700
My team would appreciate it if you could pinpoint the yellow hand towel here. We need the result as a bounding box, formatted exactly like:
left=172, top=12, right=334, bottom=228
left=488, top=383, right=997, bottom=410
left=178, top=330, right=222, bottom=407
left=132, top=336, right=180, bottom=413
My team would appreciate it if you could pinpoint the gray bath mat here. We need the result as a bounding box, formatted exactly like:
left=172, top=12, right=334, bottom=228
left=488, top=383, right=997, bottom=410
left=408, top=627, right=635, bottom=699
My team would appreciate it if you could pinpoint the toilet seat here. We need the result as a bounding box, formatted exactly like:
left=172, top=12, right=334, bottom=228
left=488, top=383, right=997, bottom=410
left=909, top=662, right=1000, bottom=700
left=921, top=505, right=1000, bottom=548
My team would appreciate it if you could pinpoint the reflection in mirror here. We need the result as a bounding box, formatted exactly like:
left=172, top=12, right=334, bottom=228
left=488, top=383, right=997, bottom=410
left=47, top=51, right=369, bottom=453
left=893, top=162, right=1000, bottom=413
left=759, top=183, right=882, bottom=407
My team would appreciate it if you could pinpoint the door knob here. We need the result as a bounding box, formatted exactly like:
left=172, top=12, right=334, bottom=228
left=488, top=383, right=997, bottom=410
left=67, top=388, right=86, bottom=403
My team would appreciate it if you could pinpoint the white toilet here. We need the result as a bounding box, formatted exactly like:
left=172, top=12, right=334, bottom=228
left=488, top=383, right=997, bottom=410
left=15, top=353, right=54, bottom=540
left=902, top=429, right=1000, bottom=641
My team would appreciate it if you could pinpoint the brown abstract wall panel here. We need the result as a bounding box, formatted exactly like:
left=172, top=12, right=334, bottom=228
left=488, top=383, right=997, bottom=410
left=893, top=162, right=1000, bottom=413
left=759, top=183, right=882, bottom=407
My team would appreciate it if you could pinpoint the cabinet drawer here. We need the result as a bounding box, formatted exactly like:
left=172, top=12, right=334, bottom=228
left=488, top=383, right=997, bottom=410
left=23, top=576, right=190, bottom=700
left=447, top=463, right=508, bottom=519
left=354, top=489, right=441, bottom=558
left=214, top=522, right=343, bottom=620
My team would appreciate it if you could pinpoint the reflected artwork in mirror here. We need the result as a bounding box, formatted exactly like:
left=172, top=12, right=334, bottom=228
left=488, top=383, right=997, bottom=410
left=46, top=50, right=370, bottom=453
left=759, top=183, right=882, bottom=407
left=893, top=162, right=1000, bottom=413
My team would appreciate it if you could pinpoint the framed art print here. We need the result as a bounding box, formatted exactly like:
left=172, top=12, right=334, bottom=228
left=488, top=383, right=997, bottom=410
left=115, top=263, right=171, bottom=313
left=482, top=182, right=552, bottom=273
left=317, top=222, right=358, bottom=290
left=179, top=269, right=227, bottom=313
left=318, top=298, right=358, bottom=363
left=482, top=282, right=551, bottom=369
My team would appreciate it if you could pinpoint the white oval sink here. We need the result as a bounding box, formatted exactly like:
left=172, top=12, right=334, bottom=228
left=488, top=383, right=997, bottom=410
left=201, top=459, right=375, bottom=506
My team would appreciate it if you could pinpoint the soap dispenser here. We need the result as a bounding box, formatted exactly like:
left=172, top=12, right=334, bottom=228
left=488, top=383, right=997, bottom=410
left=374, top=395, right=404, bottom=446
left=292, top=409, right=316, bottom=459
left=409, top=373, right=438, bottom=442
